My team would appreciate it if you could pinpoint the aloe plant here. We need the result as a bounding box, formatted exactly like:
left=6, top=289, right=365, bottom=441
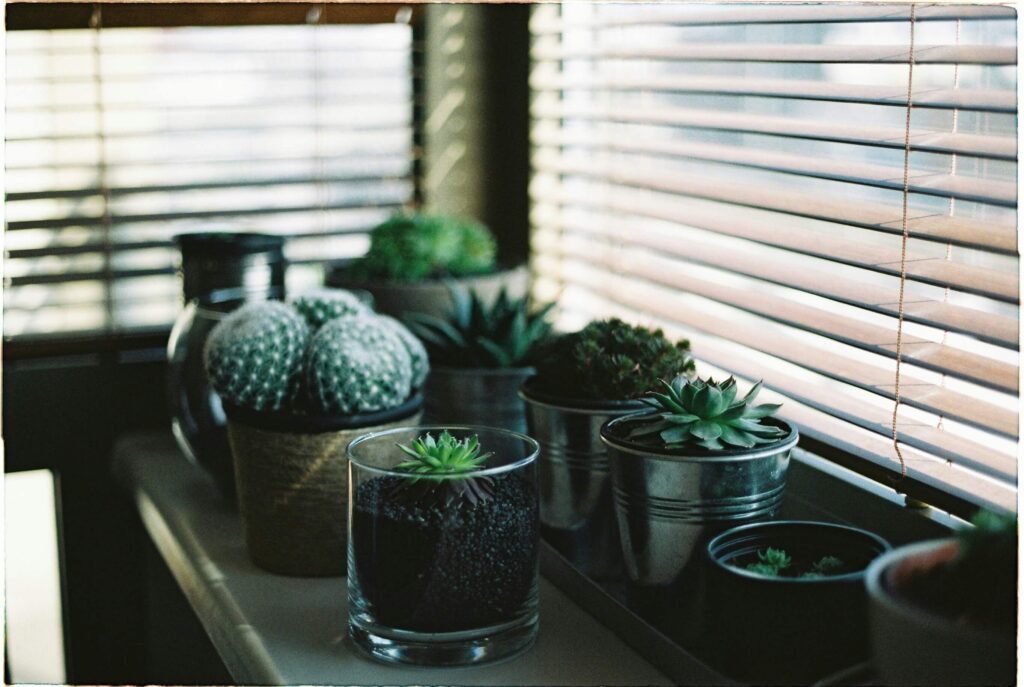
left=393, top=431, right=495, bottom=505
left=406, top=286, right=554, bottom=368
left=620, top=375, right=786, bottom=450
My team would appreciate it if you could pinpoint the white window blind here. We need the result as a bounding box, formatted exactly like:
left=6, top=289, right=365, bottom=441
left=529, top=3, right=1018, bottom=513
left=5, top=18, right=416, bottom=339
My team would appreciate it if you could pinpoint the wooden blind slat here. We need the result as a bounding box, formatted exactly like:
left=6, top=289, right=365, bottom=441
left=531, top=101, right=1017, bottom=161
left=530, top=72, right=1017, bottom=113
left=538, top=252, right=1019, bottom=439
left=535, top=133, right=1018, bottom=208
left=538, top=223, right=1017, bottom=393
left=534, top=42, right=1017, bottom=66
left=533, top=155, right=1017, bottom=253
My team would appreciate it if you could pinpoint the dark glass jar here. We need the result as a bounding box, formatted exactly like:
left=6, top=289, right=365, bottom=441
left=166, top=232, right=286, bottom=500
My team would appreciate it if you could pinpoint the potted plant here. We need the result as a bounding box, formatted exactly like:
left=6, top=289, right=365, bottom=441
left=346, top=426, right=540, bottom=666
left=519, top=318, right=695, bottom=579
left=864, top=510, right=1016, bottom=686
left=405, top=285, right=554, bottom=433
left=601, top=375, right=797, bottom=586
left=704, top=520, right=891, bottom=683
left=326, top=213, right=529, bottom=320
left=203, top=289, right=428, bottom=576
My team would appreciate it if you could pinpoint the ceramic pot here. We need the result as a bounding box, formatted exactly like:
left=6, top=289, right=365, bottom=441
left=326, top=264, right=529, bottom=320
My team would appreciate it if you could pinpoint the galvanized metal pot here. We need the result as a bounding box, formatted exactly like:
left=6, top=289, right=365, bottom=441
left=600, top=417, right=798, bottom=589
left=520, top=378, right=647, bottom=580
left=423, top=366, right=534, bottom=434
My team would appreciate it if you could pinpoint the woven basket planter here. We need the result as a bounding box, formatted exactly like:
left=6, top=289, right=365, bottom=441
left=225, top=394, right=423, bottom=577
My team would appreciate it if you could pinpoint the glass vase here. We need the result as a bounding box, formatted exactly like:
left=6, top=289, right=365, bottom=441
left=347, top=425, right=540, bottom=666
left=166, top=232, right=285, bottom=500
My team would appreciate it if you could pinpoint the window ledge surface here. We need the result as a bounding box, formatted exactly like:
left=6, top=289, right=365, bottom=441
left=112, top=431, right=681, bottom=686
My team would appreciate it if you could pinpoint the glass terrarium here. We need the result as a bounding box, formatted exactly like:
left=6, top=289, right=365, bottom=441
left=347, top=425, right=540, bottom=666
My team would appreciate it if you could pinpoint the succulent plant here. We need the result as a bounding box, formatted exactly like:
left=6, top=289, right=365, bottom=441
left=344, top=214, right=497, bottom=282
left=290, top=288, right=369, bottom=329
left=800, top=555, right=846, bottom=579
left=533, top=318, right=695, bottom=400
left=305, top=316, right=414, bottom=414
left=743, top=549, right=847, bottom=579
left=619, top=375, right=786, bottom=450
left=203, top=301, right=310, bottom=412
left=745, top=547, right=792, bottom=577
left=392, top=430, right=495, bottom=505
left=377, top=315, right=430, bottom=388
left=406, top=286, right=554, bottom=368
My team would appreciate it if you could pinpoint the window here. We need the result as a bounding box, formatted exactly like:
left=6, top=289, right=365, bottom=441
left=529, top=3, right=1017, bottom=513
left=5, top=11, right=417, bottom=339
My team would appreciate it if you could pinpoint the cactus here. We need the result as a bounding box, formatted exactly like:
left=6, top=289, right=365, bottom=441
left=344, top=214, right=497, bottom=282
left=290, top=288, right=370, bottom=330
left=306, top=316, right=414, bottom=414
left=203, top=301, right=310, bottom=412
left=377, top=315, right=430, bottom=388
left=533, top=318, right=695, bottom=400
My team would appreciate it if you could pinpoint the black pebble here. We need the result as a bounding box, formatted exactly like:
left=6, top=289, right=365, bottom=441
left=352, top=474, right=539, bottom=633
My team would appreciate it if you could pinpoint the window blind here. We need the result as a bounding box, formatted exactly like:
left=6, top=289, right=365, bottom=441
left=529, top=3, right=1018, bottom=514
left=5, top=16, right=416, bottom=339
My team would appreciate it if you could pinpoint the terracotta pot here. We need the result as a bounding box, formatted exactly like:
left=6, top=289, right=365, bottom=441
left=865, top=539, right=1016, bottom=686
left=325, top=265, right=529, bottom=320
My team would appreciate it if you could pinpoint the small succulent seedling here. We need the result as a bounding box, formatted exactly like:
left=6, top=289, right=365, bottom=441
left=393, top=431, right=495, bottom=505
left=621, top=375, right=786, bottom=451
left=742, top=549, right=846, bottom=578
left=745, top=547, right=792, bottom=577
left=406, top=285, right=554, bottom=368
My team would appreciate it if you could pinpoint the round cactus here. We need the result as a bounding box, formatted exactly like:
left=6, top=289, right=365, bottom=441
left=378, top=315, right=430, bottom=388
left=204, top=301, right=310, bottom=412
left=290, top=288, right=370, bottom=330
left=306, top=316, right=414, bottom=414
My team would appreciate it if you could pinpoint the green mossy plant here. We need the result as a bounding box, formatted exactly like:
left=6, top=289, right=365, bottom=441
left=618, top=375, right=786, bottom=450
left=406, top=286, right=554, bottom=368
left=532, top=318, right=695, bottom=400
left=345, top=214, right=497, bottom=282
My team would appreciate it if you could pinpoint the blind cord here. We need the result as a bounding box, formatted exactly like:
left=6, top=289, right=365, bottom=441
left=91, top=4, right=115, bottom=332
left=891, top=2, right=917, bottom=480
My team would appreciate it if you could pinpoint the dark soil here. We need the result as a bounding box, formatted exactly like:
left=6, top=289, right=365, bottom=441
left=899, top=558, right=1017, bottom=632
left=351, top=473, right=539, bottom=633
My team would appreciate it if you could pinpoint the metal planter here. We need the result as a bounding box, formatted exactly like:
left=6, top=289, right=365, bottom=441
left=520, top=379, right=647, bottom=580
left=423, top=366, right=534, bottom=434
left=601, top=417, right=798, bottom=588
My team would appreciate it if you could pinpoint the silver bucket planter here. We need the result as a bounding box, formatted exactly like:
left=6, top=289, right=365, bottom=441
left=520, top=378, right=647, bottom=580
left=600, top=417, right=798, bottom=589
left=423, top=366, right=534, bottom=434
